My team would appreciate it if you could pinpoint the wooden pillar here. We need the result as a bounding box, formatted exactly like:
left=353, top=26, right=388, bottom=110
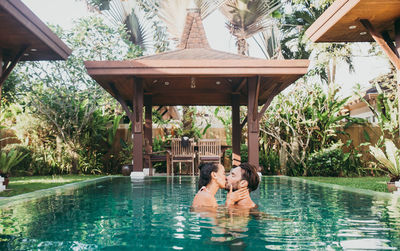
left=144, top=94, right=152, bottom=175
left=144, top=95, right=152, bottom=149
left=247, top=77, right=259, bottom=168
left=232, top=93, right=241, bottom=166
left=395, top=19, right=400, bottom=135
left=132, top=78, right=144, bottom=172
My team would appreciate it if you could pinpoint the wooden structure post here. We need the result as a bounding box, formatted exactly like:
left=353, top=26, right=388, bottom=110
left=247, top=76, right=260, bottom=168
left=132, top=78, right=144, bottom=172
left=231, top=93, right=241, bottom=166
left=144, top=94, right=152, bottom=150
left=144, top=94, right=152, bottom=175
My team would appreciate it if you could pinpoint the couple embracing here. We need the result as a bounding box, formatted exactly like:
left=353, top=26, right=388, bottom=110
left=192, top=163, right=259, bottom=209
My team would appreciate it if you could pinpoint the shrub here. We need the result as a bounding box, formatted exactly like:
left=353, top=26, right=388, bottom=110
left=260, top=150, right=280, bottom=175
left=307, top=142, right=349, bottom=176
left=2, top=144, right=33, bottom=176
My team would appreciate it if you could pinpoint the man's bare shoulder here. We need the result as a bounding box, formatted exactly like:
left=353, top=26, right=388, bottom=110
left=192, top=191, right=217, bottom=208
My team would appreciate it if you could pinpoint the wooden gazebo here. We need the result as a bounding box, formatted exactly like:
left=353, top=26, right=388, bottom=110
left=0, top=0, right=72, bottom=97
left=306, top=0, right=400, bottom=129
left=85, top=9, right=309, bottom=177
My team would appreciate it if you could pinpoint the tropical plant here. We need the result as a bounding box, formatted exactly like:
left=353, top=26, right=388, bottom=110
left=369, top=139, right=400, bottom=182
left=83, top=0, right=153, bottom=52
left=0, top=149, right=28, bottom=177
left=355, top=70, right=399, bottom=144
left=9, top=17, right=135, bottom=174
left=220, top=0, right=282, bottom=55
left=280, top=0, right=354, bottom=84
left=260, top=82, right=356, bottom=176
left=307, top=141, right=350, bottom=177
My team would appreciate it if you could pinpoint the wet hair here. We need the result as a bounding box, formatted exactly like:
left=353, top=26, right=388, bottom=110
left=198, top=163, right=219, bottom=190
left=239, top=163, right=259, bottom=192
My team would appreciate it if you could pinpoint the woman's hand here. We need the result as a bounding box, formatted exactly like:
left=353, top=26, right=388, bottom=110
left=225, top=185, right=248, bottom=206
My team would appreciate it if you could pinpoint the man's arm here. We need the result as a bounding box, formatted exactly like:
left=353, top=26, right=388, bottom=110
left=225, top=186, right=248, bottom=207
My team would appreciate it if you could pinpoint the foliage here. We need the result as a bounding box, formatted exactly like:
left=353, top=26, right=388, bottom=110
left=5, top=17, right=132, bottom=174
left=0, top=149, right=28, bottom=177
left=307, top=142, right=350, bottom=176
left=1, top=72, right=19, bottom=106
left=220, top=0, right=282, bottom=55
left=279, top=0, right=353, bottom=85
left=369, top=139, right=400, bottom=182
left=355, top=73, right=399, bottom=144
left=177, top=106, right=211, bottom=140
left=225, top=144, right=248, bottom=165
left=260, top=150, right=280, bottom=175
left=261, top=82, right=356, bottom=176
left=214, top=106, right=232, bottom=145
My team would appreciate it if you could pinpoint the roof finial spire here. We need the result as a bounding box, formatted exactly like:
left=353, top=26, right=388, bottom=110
left=177, top=6, right=210, bottom=49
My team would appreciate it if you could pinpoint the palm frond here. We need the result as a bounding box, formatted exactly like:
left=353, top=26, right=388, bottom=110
left=83, top=0, right=152, bottom=51
left=220, top=0, right=282, bottom=55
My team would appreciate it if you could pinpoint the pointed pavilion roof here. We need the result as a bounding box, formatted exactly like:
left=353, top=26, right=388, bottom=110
left=85, top=10, right=310, bottom=106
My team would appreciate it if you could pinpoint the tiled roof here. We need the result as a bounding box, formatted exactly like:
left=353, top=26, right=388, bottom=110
left=135, top=48, right=256, bottom=60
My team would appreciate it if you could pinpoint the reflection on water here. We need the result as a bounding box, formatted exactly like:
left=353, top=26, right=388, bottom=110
left=1, top=177, right=400, bottom=250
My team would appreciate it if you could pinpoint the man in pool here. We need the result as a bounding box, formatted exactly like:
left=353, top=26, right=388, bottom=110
left=225, top=163, right=260, bottom=208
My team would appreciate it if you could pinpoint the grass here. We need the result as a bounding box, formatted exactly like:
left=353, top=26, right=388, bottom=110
left=0, top=175, right=105, bottom=197
left=301, top=177, right=391, bottom=193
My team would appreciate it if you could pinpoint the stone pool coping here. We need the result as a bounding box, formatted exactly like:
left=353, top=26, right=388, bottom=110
left=0, top=176, right=118, bottom=208
left=284, top=176, right=395, bottom=200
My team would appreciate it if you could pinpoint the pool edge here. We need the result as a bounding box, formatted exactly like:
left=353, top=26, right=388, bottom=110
left=277, top=176, right=396, bottom=200
left=0, top=176, right=119, bottom=208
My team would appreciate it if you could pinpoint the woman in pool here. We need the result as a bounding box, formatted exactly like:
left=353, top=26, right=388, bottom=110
left=192, top=163, right=226, bottom=208
left=192, top=163, right=247, bottom=208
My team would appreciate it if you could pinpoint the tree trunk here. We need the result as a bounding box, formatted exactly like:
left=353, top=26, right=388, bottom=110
left=67, top=146, right=79, bottom=174
left=237, top=38, right=248, bottom=56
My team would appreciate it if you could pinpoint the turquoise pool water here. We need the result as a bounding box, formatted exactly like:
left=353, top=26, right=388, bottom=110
left=1, top=176, right=400, bottom=250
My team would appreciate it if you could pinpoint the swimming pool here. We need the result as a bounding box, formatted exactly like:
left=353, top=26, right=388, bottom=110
left=1, top=176, right=399, bottom=250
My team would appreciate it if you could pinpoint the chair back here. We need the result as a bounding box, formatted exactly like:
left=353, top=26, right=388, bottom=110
left=198, top=139, right=221, bottom=158
left=171, top=138, right=195, bottom=157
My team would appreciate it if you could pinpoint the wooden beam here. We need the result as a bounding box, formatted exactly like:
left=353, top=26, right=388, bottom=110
left=234, top=78, right=247, bottom=92
left=381, top=31, right=399, bottom=57
left=232, top=94, right=241, bottom=166
left=0, top=45, right=27, bottom=86
left=108, top=82, right=133, bottom=122
left=360, top=19, right=400, bottom=69
left=258, top=84, right=281, bottom=120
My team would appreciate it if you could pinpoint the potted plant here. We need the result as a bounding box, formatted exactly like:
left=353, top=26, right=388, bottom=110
left=369, top=139, right=400, bottom=192
left=0, top=149, right=28, bottom=188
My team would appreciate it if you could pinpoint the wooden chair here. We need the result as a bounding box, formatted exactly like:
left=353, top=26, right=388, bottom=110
left=143, top=139, right=170, bottom=176
left=198, top=139, right=221, bottom=165
left=170, top=138, right=195, bottom=176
